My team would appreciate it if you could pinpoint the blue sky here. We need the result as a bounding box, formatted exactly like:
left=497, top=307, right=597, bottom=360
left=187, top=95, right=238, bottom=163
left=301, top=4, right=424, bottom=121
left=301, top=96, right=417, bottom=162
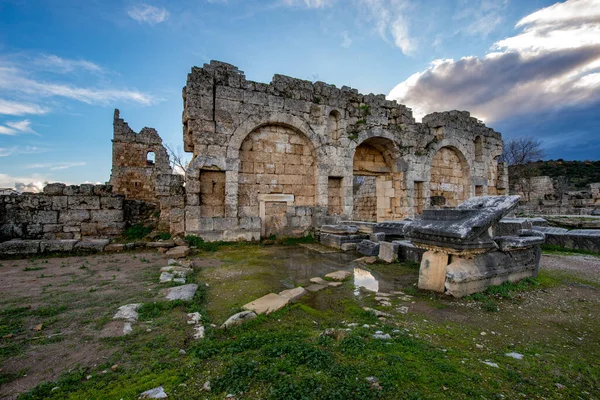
left=1, top=0, right=599, bottom=191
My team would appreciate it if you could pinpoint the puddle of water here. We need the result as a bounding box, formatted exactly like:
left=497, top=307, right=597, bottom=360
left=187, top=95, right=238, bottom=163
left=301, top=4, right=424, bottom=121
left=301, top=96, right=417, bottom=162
left=353, top=267, right=379, bottom=295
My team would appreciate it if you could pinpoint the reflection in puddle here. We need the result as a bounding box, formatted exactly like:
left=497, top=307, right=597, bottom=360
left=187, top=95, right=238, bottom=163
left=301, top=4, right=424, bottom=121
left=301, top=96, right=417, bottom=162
left=354, top=267, right=379, bottom=295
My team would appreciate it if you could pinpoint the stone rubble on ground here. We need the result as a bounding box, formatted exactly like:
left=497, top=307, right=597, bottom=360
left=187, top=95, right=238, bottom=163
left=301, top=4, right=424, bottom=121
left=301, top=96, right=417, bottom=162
left=372, top=331, right=392, bottom=340
left=165, top=246, right=190, bottom=259
left=113, top=304, right=142, bottom=322
left=505, top=352, right=524, bottom=360
left=243, top=293, right=290, bottom=315
left=163, top=284, right=198, bottom=301
left=138, top=386, right=168, bottom=399
left=362, top=307, right=393, bottom=318
left=220, top=311, right=258, bottom=329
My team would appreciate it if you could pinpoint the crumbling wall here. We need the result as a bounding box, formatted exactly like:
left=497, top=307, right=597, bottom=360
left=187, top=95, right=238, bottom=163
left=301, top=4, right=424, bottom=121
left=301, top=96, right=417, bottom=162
left=176, top=61, right=505, bottom=240
left=514, top=178, right=600, bottom=215
left=0, top=183, right=126, bottom=241
left=109, top=109, right=171, bottom=203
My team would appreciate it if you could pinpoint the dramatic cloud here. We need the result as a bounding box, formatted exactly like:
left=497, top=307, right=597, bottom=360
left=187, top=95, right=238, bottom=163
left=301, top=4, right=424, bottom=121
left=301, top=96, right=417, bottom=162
left=0, top=173, right=47, bottom=192
left=0, top=99, right=49, bottom=116
left=0, top=63, right=156, bottom=106
left=388, top=0, right=600, bottom=122
left=358, top=0, right=414, bottom=55
left=128, top=4, right=170, bottom=25
left=24, top=161, right=86, bottom=170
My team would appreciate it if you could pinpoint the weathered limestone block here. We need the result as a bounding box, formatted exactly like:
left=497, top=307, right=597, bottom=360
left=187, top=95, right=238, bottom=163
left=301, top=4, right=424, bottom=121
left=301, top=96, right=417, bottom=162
left=0, top=239, right=40, bottom=255
left=357, top=240, right=380, bottom=256
left=319, top=233, right=368, bottom=249
left=373, top=220, right=409, bottom=239
left=68, top=196, right=101, bottom=210
left=445, top=248, right=541, bottom=297
left=418, top=251, right=448, bottom=292
left=320, top=225, right=358, bottom=234
left=90, top=209, right=124, bottom=223
left=221, top=311, right=257, bottom=329
left=59, top=210, right=90, bottom=224
left=243, top=293, right=290, bottom=315
left=74, top=239, right=109, bottom=252
left=43, top=183, right=66, bottom=195
left=324, top=270, right=352, bottom=281
left=40, top=239, right=78, bottom=253
left=163, top=284, right=198, bottom=301
left=278, top=287, right=307, bottom=301
left=378, top=241, right=400, bottom=263
left=165, top=246, right=190, bottom=258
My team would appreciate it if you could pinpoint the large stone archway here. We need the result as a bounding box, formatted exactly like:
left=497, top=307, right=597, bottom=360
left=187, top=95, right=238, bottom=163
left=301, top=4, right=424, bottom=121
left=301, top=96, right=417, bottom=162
left=429, top=146, right=470, bottom=207
left=352, top=137, right=404, bottom=222
left=238, top=124, right=316, bottom=237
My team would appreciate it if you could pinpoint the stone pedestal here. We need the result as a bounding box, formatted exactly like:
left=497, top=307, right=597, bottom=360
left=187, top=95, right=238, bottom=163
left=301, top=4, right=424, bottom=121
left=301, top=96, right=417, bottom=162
left=418, top=251, right=448, bottom=292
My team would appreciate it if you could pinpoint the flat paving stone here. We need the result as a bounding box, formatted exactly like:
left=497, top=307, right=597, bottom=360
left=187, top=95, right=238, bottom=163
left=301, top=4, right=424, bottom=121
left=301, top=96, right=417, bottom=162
left=325, top=270, right=353, bottom=281
left=163, top=284, right=198, bottom=301
left=328, top=282, right=343, bottom=287
left=305, top=284, right=327, bottom=292
left=243, top=293, right=290, bottom=315
left=309, top=277, right=326, bottom=284
left=113, top=303, right=142, bottom=322
left=279, top=287, right=307, bottom=301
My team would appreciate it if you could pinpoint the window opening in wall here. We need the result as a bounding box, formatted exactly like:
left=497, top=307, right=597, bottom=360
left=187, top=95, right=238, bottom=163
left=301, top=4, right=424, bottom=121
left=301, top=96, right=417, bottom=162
left=474, top=136, right=483, bottom=162
left=328, top=110, right=341, bottom=141
left=147, top=151, right=155, bottom=166
left=476, top=185, right=484, bottom=196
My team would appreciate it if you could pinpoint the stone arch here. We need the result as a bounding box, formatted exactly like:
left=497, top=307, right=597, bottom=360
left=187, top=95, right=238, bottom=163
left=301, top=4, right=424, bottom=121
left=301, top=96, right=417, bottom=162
left=351, top=134, right=405, bottom=222
left=237, top=123, right=317, bottom=237
left=227, top=112, right=321, bottom=159
left=146, top=151, right=156, bottom=165
left=429, top=145, right=471, bottom=207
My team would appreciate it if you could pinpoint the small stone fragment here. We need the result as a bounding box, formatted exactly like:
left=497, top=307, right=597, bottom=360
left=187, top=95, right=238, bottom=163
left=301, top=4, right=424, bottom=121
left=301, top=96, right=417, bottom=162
left=396, top=306, right=409, bottom=314
left=372, top=331, right=392, bottom=340
left=193, top=325, right=205, bottom=340
left=111, top=364, right=118, bottom=371
left=165, top=246, right=190, bottom=259
left=481, top=360, right=499, bottom=368
left=138, top=386, right=168, bottom=399
left=32, top=324, right=43, bottom=332
left=113, top=304, right=142, bottom=322
left=123, top=322, right=133, bottom=335
left=187, top=312, right=201, bottom=325
left=505, top=352, right=524, bottom=360
left=201, top=381, right=211, bottom=392
left=362, top=307, right=392, bottom=318
left=179, top=349, right=186, bottom=355
left=221, top=311, right=257, bottom=329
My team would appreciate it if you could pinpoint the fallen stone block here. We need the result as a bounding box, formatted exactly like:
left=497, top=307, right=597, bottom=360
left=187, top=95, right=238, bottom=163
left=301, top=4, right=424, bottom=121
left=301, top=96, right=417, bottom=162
left=159, top=266, right=193, bottom=274
left=320, top=225, right=359, bottom=234
left=221, top=311, right=257, bottom=329
left=418, top=251, right=449, bottom=292
left=159, top=272, right=174, bottom=283
left=279, top=287, right=307, bottom=301
left=324, top=270, right=352, bottom=281
left=113, top=303, right=142, bottom=322
left=378, top=241, right=400, bottom=263
left=165, top=246, right=190, bottom=258
left=341, top=221, right=376, bottom=233
left=187, top=312, right=201, bottom=325
left=357, top=240, right=380, bottom=256
left=340, top=243, right=357, bottom=251
left=163, top=284, right=198, bottom=301
left=370, top=232, right=385, bottom=242
left=396, top=240, right=425, bottom=263
left=193, top=325, right=205, bottom=339
left=243, top=293, right=290, bottom=315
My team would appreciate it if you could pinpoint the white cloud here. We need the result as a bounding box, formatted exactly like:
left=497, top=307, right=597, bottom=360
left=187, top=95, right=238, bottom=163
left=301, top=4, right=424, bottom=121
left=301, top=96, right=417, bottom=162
left=0, top=99, right=49, bottom=116
left=0, top=146, right=49, bottom=157
left=453, top=0, right=508, bottom=37
left=281, top=0, right=335, bottom=8
left=5, top=119, right=36, bottom=135
left=358, top=0, right=414, bottom=55
left=128, top=4, right=170, bottom=25
left=23, top=161, right=86, bottom=170
left=33, top=54, right=104, bottom=74
left=341, top=31, right=352, bottom=48
left=0, top=64, right=156, bottom=106
left=0, top=173, right=48, bottom=193
left=388, top=0, right=600, bottom=122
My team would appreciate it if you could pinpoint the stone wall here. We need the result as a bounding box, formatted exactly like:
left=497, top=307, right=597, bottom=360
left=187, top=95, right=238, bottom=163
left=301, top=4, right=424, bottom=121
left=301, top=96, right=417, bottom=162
left=109, top=109, right=171, bottom=203
left=514, top=177, right=600, bottom=216
left=151, top=61, right=506, bottom=240
left=0, top=183, right=127, bottom=241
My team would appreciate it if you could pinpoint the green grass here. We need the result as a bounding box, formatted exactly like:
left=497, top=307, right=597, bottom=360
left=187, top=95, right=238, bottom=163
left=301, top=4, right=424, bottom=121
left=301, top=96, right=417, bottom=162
left=124, top=224, right=153, bottom=240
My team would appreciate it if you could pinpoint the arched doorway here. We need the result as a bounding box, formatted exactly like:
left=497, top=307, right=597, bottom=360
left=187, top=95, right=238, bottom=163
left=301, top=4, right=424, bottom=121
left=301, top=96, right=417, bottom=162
left=238, top=124, right=316, bottom=237
left=352, top=137, right=401, bottom=222
left=429, top=146, right=470, bottom=207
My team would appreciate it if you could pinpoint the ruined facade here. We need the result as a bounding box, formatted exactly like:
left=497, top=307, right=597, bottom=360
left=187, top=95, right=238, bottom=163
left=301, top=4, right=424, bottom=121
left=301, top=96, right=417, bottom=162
left=109, top=109, right=171, bottom=203
left=112, top=61, right=508, bottom=241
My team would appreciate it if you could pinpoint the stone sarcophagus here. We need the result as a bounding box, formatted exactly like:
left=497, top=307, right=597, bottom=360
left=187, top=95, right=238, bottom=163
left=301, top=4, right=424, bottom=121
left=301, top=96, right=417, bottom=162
left=403, top=196, right=545, bottom=297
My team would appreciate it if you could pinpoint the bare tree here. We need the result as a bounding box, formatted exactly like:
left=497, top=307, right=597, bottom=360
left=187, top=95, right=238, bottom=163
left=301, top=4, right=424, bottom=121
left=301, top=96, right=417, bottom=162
left=164, top=143, right=191, bottom=177
left=503, top=136, right=545, bottom=166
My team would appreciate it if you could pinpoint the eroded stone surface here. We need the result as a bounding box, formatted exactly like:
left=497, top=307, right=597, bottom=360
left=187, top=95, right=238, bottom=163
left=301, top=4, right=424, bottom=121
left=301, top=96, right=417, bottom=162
left=305, top=284, right=327, bottom=292
left=279, top=287, right=307, bottom=301
left=221, top=311, right=257, bottom=329
left=243, top=293, right=290, bottom=315
left=163, top=284, right=198, bottom=301
left=324, top=270, right=352, bottom=281
left=165, top=246, right=190, bottom=258
left=113, top=304, right=142, bottom=322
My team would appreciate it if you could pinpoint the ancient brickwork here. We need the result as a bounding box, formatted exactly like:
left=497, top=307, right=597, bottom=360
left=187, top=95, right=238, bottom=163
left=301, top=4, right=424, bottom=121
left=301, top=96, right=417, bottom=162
left=109, top=109, right=171, bottom=203
left=0, top=183, right=126, bottom=241
left=168, top=61, right=504, bottom=240
left=514, top=177, right=600, bottom=215
left=352, top=176, right=377, bottom=222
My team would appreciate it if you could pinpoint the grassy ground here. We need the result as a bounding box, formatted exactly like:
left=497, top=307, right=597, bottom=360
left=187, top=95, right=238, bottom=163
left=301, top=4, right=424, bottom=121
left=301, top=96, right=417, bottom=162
left=1, top=245, right=599, bottom=399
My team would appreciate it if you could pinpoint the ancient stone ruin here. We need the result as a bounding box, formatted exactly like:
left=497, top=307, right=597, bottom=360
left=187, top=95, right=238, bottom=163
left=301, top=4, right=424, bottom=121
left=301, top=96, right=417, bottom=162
left=101, top=60, right=507, bottom=241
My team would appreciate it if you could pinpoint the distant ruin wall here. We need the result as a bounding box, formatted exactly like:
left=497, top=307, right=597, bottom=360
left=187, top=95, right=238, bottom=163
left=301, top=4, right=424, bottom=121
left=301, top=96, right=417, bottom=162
left=514, top=177, right=600, bottom=216
left=0, top=183, right=157, bottom=242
